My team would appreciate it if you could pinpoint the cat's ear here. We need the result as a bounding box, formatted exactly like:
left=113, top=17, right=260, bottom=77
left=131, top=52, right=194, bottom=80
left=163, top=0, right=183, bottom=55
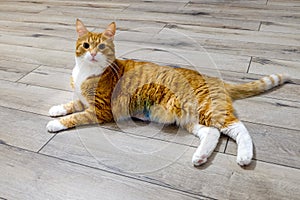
left=76, top=19, right=88, bottom=37
left=103, top=22, right=116, bottom=39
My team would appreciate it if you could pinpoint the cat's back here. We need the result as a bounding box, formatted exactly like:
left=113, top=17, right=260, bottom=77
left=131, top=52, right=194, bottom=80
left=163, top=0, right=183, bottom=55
left=116, top=59, right=216, bottom=92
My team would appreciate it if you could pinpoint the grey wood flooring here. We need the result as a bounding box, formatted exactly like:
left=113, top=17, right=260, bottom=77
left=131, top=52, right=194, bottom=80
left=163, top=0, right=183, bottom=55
left=0, top=0, right=299, bottom=199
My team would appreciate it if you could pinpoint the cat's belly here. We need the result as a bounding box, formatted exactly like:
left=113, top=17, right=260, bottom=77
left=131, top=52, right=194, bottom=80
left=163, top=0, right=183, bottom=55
left=130, top=103, right=176, bottom=125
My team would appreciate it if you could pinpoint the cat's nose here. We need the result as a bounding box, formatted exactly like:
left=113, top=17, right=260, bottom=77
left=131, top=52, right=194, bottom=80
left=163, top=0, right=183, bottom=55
left=90, top=52, right=97, bottom=57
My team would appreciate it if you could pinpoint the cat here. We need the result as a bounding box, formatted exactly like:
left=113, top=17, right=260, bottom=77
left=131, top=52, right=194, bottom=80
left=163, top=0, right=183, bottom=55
left=47, top=19, right=291, bottom=167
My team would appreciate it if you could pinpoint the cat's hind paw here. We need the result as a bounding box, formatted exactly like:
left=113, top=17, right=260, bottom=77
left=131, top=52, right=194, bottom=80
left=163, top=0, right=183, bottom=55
left=49, top=105, right=67, bottom=117
left=237, top=150, right=252, bottom=166
left=47, top=120, right=67, bottom=133
left=192, top=154, right=208, bottom=166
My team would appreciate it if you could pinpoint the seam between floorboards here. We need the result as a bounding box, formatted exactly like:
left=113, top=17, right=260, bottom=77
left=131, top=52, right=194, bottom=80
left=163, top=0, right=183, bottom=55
left=258, top=22, right=262, bottom=31
left=246, top=56, right=252, bottom=73
left=223, top=137, right=229, bottom=153
left=15, top=64, right=42, bottom=83
left=37, top=133, right=57, bottom=153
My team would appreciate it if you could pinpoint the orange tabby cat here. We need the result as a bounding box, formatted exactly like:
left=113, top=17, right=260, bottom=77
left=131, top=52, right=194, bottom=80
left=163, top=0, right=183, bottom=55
left=47, top=19, right=290, bottom=166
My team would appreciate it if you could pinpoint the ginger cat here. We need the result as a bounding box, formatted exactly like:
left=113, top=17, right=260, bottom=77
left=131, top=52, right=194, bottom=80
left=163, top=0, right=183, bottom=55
left=47, top=19, right=290, bottom=166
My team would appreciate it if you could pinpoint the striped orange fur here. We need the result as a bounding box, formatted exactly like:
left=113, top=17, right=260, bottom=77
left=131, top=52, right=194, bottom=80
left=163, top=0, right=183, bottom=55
left=47, top=20, right=291, bottom=166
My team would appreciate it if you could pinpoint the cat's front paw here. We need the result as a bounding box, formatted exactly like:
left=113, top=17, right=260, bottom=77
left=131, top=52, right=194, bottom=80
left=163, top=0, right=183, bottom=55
left=49, top=105, right=67, bottom=117
left=47, top=120, right=67, bottom=133
left=237, top=149, right=253, bottom=166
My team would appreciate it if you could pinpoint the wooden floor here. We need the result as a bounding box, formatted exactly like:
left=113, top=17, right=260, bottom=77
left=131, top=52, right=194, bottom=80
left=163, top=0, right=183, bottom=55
left=1, top=0, right=300, bottom=199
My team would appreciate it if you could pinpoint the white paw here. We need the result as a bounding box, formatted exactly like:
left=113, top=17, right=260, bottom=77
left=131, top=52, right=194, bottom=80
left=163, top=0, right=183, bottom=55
left=192, top=153, right=208, bottom=166
left=46, top=120, right=67, bottom=133
left=237, top=148, right=253, bottom=166
left=49, top=105, right=67, bottom=117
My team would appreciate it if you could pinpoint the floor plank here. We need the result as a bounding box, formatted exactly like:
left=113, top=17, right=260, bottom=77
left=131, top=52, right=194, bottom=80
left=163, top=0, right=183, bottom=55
left=249, top=57, right=300, bottom=79
left=234, top=97, right=300, bottom=130
left=0, top=6, right=259, bottom=31
left=0, top=43, right=73, bottom=68
left=188, top=0, right=268, bottom=5
left=260, top=21, right=300, bottom=34
left=18, top=65, right=73, bottom=91
left=0, top=144, right=202, bottom=200
left=0, top=80, right=72, bottom=116
left=268, top=0, right=300, bottom=7
left=183, top=2, right=300, bottom=25
left=14, top=0, right=131, bottom=8
left=155, top=31, right=300, bottom=61
left=159, top=24, right=300, bottom=47
left=0, top=59, right=39, bottom=82
left=0, top=107, right=53, bottom=152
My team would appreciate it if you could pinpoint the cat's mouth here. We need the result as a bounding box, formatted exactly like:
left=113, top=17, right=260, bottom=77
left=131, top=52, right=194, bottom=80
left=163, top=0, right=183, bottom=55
left=90, top=58, right=98, bottom=62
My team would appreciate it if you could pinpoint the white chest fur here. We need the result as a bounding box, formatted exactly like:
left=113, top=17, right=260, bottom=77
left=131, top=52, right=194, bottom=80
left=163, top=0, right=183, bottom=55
left=72, top=62, right=104, bottom=107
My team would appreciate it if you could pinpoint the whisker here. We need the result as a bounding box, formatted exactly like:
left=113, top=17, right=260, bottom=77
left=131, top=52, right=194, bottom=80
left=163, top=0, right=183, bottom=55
left=107, top=61, right=120, bottom=79
left=109, top=62, right=119, bottom=73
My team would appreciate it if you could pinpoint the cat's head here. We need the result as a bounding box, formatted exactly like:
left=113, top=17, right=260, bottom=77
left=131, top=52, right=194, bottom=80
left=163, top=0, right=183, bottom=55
left=75, top=19, right=116, bottom=67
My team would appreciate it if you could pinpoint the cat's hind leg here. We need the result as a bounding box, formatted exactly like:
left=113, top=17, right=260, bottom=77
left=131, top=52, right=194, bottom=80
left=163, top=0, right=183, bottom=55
left=186, top=124, right=221, bottom=166
left=221, top=121, right=253, bottom=166
left=49, top=100, right=85, bottom=117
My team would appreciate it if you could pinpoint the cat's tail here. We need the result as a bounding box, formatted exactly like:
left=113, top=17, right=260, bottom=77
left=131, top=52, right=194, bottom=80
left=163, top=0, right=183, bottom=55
left=225, top=74, right=291, bottom=100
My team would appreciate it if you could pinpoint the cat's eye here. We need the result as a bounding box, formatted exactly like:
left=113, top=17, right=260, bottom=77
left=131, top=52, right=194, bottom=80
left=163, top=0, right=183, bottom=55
left=82, top=42, right=90, bottom=49
left=98, top=43, right=106, bottom=50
